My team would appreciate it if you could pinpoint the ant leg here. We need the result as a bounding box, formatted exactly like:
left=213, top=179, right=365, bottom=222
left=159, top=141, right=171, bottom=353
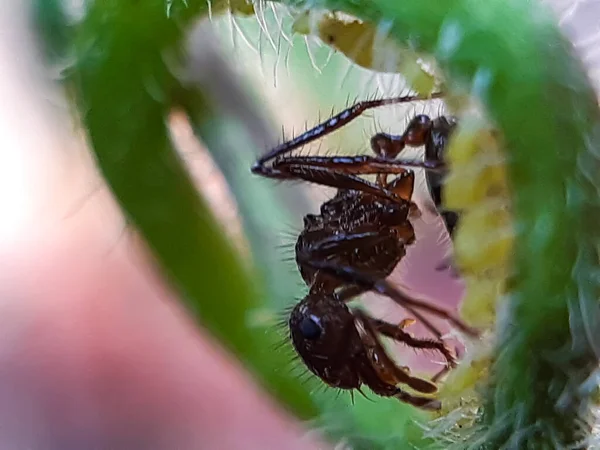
left=267, top=166, right=401, bottom=201
left=301, top=258, right=448, bottom=340
left=373, top=115, right=435, bottom=156
left=394, top=388, right=441, bottom=410
left=386, top=171, right=416, bottom=206
left=440, top=210, right=460, bottom=238
left=253, top=154, right=442, bottom=201
left=353, top=311, right=442, bottom=410
left=336, top=284, right=369, bottom=301
left=370, top=133, right=406, bottom=186
left=253, top=161, right=420, bottom=202
left=253, top=93, right=443, bottom=168
left=268, top=155, right=444, bottom=174
left=354, top=309, right=440, bottom=394
left=269, top=156, right=422, bottom=204
left=368, top=316, right=458, bottom=382
left=339, top=283, right=458, bottom=382
left=302, top=259, right=480, bottom=339
left=370, top=114, right=437, bottom=162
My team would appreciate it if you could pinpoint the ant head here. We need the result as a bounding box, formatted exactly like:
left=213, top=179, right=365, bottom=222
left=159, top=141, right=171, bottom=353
left=289, top=294, right=364, bottom=390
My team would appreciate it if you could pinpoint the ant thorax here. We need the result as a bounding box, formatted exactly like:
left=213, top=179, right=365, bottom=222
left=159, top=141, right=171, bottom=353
left=295, top=187, right=415, bottom=290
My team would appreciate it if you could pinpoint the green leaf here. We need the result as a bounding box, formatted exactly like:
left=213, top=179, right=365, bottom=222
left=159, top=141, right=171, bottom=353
left=33, top=0, right=319, bottom=419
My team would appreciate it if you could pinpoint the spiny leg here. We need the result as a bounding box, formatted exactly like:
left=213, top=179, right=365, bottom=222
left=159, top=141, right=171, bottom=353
left=267, top=155, right=444, bottom=174
left=371, top=115, right=435, bottom=158
left=371, top=317, right=457, bottom=366
left=253, top=164, right=399, bottom=201
left=386, top=172, right=416, bottom=206
left=394, top=388, right=441, bottom=410
left=353, top=310, right=441, bottom=410
left=302, top=259, right=480, bottom=339
left=366, top=275, right=478, bottom=338
left=375, top=115, right=462, bottom=242
left=335, top=284, right=369, bottom=302
left=252, top=154, right=443, bottom=203
left=253, top=92, right=443, bottom=168
left=317, top=264, right=448, bottom=340
left=339, top=278, right=458, bottom=382
left=369, top=316, right=458, bottom=382
left=440, top=210, right=460, bottom=239
left=371, top=114, right=435, bottom=185
left=253, top=113, right=446, bottom=202
left=304, top=258, right=450, bottom=341
left=353, top=309, right=440, bottom=394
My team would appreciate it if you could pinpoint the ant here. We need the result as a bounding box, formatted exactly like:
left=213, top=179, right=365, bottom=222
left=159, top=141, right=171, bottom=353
left=251, top=92, right=477, bottom=410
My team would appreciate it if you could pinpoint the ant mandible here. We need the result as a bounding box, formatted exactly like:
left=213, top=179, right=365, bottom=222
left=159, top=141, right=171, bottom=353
left=251, top=92, right=478, bottom=410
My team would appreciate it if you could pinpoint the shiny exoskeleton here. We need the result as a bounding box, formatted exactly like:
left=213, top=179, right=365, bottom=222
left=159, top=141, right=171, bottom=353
left=370, top=114, right=459, bottom=237
left=296, top=180, right=418, bottom=290
left=251, top=93, right=478, bottom=409
left=424, top=116, right=459, bottom=236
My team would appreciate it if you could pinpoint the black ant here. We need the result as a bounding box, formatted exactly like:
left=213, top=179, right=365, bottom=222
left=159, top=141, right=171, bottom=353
left=251, top=93, right=477, bottom=410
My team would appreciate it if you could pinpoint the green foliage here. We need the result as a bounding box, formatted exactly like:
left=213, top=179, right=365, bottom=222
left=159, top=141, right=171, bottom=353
left=33, top=0, right=319, bottom=419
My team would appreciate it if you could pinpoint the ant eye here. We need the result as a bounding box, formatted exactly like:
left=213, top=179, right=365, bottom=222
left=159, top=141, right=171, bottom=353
left=299, top=316, right=322, bottom=340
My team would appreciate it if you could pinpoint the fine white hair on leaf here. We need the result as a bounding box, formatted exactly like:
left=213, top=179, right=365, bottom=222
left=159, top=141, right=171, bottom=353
left=337, top=57, right=358, bottom=93
left=253, top=0, right=278, bottom=52
left=206, top=0, right=213, bottom=21
left=231, top=13, right=259, bottom=54
left=304, top=35, right=322, bottom=74
left=269, top=2, right=293, bottom=45
left=272, top=30, right=282, bottom=88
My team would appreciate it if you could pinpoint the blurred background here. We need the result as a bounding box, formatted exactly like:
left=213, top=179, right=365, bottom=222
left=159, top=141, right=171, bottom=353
left=0, top=0, right=599, bottom=448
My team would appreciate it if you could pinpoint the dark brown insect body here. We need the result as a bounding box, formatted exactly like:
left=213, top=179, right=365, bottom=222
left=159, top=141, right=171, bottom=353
left=296, top=181, right=417, bottom=290
left=290, top=180, right=447, bottom=408
left=371, top=114, right=459, bottom=237
left=423, top=116, right=459, bottom=236
left=252, top=93, right=478, bottom=409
